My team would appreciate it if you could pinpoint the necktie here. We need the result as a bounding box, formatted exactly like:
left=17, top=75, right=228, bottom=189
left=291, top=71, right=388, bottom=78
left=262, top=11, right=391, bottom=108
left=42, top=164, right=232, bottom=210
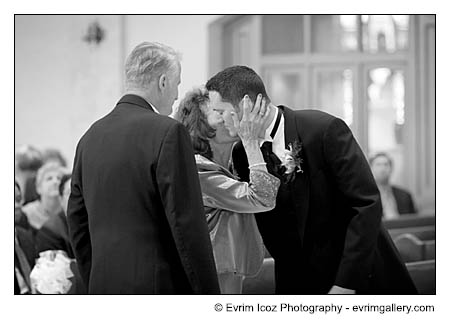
left=15, top=234, right=32, bottom=290
left=260, top=141, right=285, bottom=179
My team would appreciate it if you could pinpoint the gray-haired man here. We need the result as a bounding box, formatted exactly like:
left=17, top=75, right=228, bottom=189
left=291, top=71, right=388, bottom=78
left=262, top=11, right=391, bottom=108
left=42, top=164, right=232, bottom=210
left=68, top=42, right=220, bottom=294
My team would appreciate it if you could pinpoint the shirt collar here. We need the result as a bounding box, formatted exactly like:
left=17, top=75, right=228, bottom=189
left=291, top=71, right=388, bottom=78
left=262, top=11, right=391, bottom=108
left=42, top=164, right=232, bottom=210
left=262, top=107, right=279, bottom=143
left=146, top=100, right=160, bottom=114
left=378, top=184, right=393, bottom=193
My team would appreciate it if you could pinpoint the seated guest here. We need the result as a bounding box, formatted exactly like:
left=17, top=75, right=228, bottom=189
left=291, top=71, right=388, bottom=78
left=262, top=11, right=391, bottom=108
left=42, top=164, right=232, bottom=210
left=34, top=173, right=85, bottom=294
left=15, top=145, right=43, bottom=204
left=42, top=148, right=67, bottom=168
left=370, top=152, right=417, bottom=219
left=176, top=87, right=280, bottom=294
left=22, top=162, right=65, bottom=231
left=34, top=173, right=74, bottom=258
left=14, top=182, right=37, bottom=294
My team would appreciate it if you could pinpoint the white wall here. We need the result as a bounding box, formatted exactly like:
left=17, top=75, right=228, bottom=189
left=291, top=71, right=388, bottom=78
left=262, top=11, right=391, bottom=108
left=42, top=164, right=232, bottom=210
left=15, top=15, right=220, bottom=167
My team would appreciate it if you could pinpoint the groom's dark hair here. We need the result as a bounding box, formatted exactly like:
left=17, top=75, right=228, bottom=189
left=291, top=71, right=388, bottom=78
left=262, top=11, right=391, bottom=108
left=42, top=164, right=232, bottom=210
left=206, top=65, right=270, bottom=110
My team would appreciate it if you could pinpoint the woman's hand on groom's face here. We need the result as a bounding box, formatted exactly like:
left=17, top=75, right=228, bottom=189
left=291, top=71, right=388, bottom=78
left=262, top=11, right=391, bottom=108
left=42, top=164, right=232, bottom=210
left=232, top=94, right=269, bottom=142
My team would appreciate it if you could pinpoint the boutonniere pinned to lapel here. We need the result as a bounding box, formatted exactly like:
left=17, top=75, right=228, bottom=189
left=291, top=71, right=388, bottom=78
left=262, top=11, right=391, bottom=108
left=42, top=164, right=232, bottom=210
left=281, top=140, right=303, bottom=183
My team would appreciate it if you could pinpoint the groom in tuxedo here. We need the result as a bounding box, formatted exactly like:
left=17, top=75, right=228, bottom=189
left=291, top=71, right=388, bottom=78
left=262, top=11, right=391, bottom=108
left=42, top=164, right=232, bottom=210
left=68, top=42, right=219, bottom=294
left=206, top=65, right=417, bottom=294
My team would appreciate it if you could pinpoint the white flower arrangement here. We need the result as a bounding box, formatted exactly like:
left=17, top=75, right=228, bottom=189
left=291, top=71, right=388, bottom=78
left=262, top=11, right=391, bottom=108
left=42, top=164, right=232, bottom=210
left=30, top=250, right=74, bottom=294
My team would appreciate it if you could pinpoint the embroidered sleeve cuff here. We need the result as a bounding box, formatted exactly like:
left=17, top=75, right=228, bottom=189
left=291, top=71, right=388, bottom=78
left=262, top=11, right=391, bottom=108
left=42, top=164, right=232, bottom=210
left=249, top=170, right=280, bottom=208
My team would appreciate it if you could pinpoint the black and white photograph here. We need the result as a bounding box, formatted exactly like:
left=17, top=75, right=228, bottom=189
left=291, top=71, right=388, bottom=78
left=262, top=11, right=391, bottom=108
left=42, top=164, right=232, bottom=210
left=7, top=5, right=445, bottom=323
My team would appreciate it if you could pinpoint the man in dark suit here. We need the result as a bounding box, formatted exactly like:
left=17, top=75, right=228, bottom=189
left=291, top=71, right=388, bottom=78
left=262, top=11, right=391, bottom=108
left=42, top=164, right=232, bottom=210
left=68, top=42, right=220, bottom=294
left=370, top=152, right=417, bottom=218
left=206, top=65, right=416, bottom=294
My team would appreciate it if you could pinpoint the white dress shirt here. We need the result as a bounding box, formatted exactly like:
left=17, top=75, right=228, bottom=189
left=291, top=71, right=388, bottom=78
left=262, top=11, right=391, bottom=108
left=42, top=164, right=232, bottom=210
left=146, top=100, right=160, bottom=114
left=378, top=185, right=400, bottom=219
left=260, top=107, right=286, bottom=162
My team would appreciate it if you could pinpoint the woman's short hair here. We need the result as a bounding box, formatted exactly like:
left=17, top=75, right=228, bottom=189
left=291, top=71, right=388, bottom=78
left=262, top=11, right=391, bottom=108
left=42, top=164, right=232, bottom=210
left=124, top=42, right=181, bottom=90
left=35, top=162, right=65, bottom=190
left=175, top=87, right=216, bottom=160
left=15, top=145, right=43, bottom=172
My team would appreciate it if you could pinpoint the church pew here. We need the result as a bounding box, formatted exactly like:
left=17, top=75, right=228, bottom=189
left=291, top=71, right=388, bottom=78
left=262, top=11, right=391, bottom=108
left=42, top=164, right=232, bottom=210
left=383, top=214, right=435, bottom=229
left=393, top=233, right=435, bottom=262
left=388, top=226, right=435, bottom=241
left=384, top=214, right=435, bottom=240
left=242, top=257, right=436, bottom=294
left=406, top=260, right=436, bottom=294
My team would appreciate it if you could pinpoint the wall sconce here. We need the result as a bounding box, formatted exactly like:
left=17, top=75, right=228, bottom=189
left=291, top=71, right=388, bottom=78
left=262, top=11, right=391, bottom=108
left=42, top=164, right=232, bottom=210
left=83, top=21, right=105, bottom=45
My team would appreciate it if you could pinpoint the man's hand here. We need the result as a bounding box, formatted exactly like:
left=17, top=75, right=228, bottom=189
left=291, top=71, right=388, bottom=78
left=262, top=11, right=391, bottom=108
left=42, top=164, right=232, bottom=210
left=328, top=285, right=356, bottom=294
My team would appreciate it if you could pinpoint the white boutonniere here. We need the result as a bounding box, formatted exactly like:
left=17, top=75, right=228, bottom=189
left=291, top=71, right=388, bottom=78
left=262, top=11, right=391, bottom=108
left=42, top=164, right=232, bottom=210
left=281, top=140, right=303, bottom=183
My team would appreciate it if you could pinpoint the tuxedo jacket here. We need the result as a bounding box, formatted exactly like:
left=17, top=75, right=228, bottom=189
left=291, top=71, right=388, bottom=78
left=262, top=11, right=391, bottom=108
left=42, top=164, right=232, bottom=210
left=392, top=186, right=417, bottom=215
left=68, top=95, right=220, bottom=294
left=233, top=106, right=417, bottom=294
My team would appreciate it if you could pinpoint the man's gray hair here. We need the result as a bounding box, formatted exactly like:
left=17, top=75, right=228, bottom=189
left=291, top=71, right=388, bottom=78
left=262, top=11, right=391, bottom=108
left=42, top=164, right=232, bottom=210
left=124, top=42, right=181, bottom=90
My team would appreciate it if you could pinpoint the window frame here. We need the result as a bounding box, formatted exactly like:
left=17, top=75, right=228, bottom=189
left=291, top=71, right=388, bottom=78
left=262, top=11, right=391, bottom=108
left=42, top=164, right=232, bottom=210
left=208, top=15, right=435, bottom=212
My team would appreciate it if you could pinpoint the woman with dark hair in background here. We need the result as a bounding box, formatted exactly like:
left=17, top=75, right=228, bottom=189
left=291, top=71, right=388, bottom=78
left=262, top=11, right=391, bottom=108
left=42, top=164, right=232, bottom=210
left=175, top=87, right=280, bottom=294
left=42, top=148, right=67, bottom=168
left=15, top=145, right=43, bottom=205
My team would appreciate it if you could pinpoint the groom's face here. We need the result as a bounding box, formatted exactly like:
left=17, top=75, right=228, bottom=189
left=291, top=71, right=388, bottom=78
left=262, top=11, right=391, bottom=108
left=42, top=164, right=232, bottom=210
left=209, top=91, right=241, bottom=138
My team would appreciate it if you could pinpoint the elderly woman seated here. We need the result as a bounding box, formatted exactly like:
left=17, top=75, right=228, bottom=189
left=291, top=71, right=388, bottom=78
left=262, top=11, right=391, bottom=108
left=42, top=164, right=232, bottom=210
left=22, top=163, right=73, bottom=257
left=37, top=173, right=74, bottom=258
left=22, top=163, right=64, bottom=229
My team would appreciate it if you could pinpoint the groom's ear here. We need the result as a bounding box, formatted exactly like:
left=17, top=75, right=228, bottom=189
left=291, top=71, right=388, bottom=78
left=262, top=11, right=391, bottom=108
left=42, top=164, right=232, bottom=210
left=237, top=97, right=252, bottom=118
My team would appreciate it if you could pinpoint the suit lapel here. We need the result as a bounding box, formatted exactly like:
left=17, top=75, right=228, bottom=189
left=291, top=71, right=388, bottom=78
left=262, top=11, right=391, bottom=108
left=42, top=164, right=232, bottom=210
left=280, top=106, right=310, bottom=243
